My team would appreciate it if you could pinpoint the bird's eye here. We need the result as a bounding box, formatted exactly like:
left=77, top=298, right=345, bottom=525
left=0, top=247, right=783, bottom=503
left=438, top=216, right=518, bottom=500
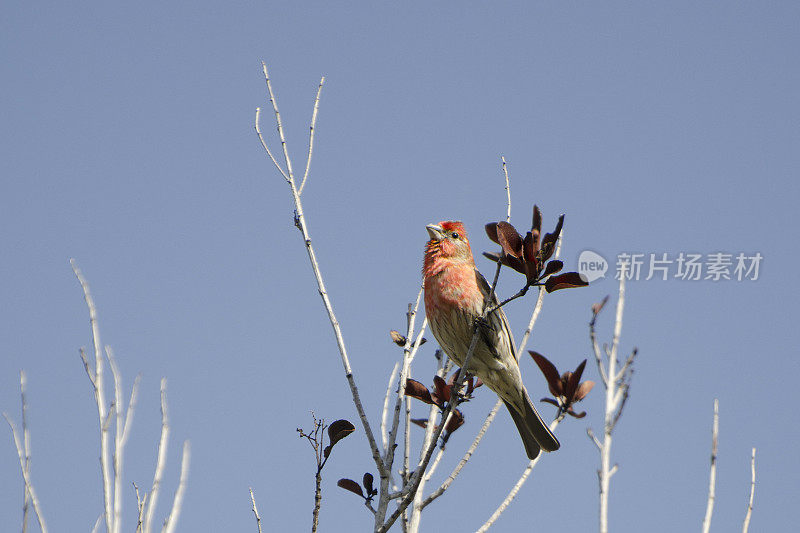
left=451, top=232, right=460, bottom=239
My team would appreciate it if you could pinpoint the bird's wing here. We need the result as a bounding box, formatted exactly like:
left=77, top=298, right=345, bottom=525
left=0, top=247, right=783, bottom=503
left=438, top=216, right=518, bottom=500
left=474, top=268, right=520, bottom=363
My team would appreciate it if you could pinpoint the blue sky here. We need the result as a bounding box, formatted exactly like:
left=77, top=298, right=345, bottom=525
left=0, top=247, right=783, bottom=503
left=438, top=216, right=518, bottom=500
left=2, top=2, right=798, bottom=531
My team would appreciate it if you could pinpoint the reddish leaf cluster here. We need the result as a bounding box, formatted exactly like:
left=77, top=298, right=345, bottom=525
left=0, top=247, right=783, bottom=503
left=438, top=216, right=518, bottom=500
left=404, top=370, right=482, bottom=442
left=530, top=352, right=594, bottom=418
left=484, top=205, right=589, bottom=292
left=337, top=472, right=378, bottom=502
left=404, top=371, right=482, bottom=409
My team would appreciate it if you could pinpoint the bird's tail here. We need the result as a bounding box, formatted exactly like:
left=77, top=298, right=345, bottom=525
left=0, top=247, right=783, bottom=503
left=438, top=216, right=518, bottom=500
left=503, top=390, right=560, bottom=459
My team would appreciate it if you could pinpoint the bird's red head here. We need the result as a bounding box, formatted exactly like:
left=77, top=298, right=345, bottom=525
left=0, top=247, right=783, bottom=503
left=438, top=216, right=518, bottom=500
left=424, top=221, right=474, bottom=275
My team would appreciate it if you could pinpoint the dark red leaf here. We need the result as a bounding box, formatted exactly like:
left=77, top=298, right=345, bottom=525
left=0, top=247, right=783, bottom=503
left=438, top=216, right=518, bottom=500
left=565, top=368, right=582, bottom=402
left=522, top=231, right=539, bottom=278
left=529, top=351, right=563, bottom=396
left=474, top=378, right=484, bottom=388
left=496, top=221, right=523, bottom=258
left=405, top=379, right=434, bottom=404
left=545, top=272, right=590, bottom=293
left=363, top=473, right=375, bottom=496
left=411, top=418, right=429, bottom=429
left=531, top=205, right=542, bottom=235
left=541, top=260, right=564, bottom=278
left=337, top=478, right=364, bottom=498
left=540, top=214, right=564, bottom=262
left=567, top=408, right=587, bottom=419
left=432, top=375, right=451, bottom=405
left=327, top=419, right=356, bottom=450
left=574, top=381, right=595, bottom=402
left=541, top=397, right=560, bottom=407
left=510, top=256, right=528, bottom=275
left=485, top=223, right=500, bottom=245
left=572, top=359, right=587, bottom=385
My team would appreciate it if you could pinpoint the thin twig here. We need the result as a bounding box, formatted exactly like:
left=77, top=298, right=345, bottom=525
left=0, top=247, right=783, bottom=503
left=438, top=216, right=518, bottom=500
left=586, top=427, right=602, bottom=451
left=20, top=371, right=31, bottom=533
left=134, top=483, right=146, bottom=533
left=91, top=514, right=103, bottom=533
left=4, top=383, right=48, bottom=533
left=501, top=156, right=511, bottom=223
left=381, top=362, right=400, bottom=450
left=299, top=78, right=325, bottom=195
left=249, top=488, right=263, bottom=533
left=589, top=312, right=609, bottom=387
left=702, top=399, right=719, bottom=533
left=144, top=378, right=171, bottom=533
left=254, top=107, right=288, bottom=181
left=742, top=447, right=756, bottom=533
left=161, top=440, right=191, bottom=533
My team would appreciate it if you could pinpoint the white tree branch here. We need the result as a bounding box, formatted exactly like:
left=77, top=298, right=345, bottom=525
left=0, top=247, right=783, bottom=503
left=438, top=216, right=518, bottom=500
left=144, top=378, right=171, bottom=533
left=4, top=373, right=48, bottom=533
left=742, top=447, right=756, bottom=533
left=381, top=361, right=400, bottom=450
left=161, top=440, right=191, bottom=533
left=249, top=488, right=263, bottom=533
left=702, top=399, right=719, bottom=533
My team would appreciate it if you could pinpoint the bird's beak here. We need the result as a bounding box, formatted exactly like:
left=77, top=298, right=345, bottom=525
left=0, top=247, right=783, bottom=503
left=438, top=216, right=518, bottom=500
left=426, top=223, right=445, bottom=241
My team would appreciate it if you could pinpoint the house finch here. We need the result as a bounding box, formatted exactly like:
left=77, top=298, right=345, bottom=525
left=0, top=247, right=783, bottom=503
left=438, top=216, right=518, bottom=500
left=423, top=221, right=560, bottom=459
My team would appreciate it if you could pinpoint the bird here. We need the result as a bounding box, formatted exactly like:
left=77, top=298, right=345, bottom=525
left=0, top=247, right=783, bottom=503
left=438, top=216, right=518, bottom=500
left=422, top=220, right=559, bottom=459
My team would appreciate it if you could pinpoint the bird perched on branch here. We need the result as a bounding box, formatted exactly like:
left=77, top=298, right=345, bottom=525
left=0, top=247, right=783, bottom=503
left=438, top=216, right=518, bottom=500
left=423, top=221, right=559, bottom=459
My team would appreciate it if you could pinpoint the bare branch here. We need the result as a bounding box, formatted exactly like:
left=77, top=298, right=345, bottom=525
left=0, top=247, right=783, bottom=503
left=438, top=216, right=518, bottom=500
left=91, top=514, right=103, bottom=533
left=589, top=312, right=609, bottom=387
left=586, top=427, right=602, bottom=451
left=702, top=399, right=719, bottom=533
left=4, top=411, right=48, bottom=533
left=144, top=378, right=171, bottom=533
left=381, top=362, right=400, bottom=450
left=254, top=107, right=289, bottom=181
left=501, top=156, right=511, bottom=223
left=161, top=440, right=191, bottom=533
left=262, top=61, right=296, bottom=181
left=299, top=78, right=325, bottom=195
left=742, top=447, right=756, bottom=533
left=134, top=483, right=146, bottom=533
left=249, top=488, right=263, bottom=533
left=517, top=287, right=544, bottom=355
left=20, top=371, right=31, bottom=533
